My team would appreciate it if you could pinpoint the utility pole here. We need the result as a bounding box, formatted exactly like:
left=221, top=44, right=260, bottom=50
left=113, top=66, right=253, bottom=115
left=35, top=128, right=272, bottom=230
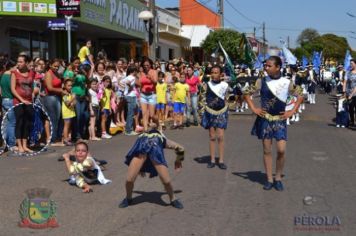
left=287, top=36, right=290, bottom=48
left=65, top=15, right=72, bottom=63
left=218, top=0, right=224, bottom=28
left=149, top=0, right=157, bottom=60
left=253, top=27, right=256, bottom=38
left=262, top=22, right=266, bottom=56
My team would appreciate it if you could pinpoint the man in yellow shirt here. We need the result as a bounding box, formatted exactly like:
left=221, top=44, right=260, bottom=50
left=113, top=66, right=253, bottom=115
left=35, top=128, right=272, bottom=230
left=171, top=74, right=190, bottom=129
left=78, top=40, right=93, bottom=66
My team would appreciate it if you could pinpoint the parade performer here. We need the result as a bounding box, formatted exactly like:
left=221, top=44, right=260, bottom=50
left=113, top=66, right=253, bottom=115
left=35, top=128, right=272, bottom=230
left=201, top=65, right=229, bottom=169
left=285, top=95, right=298, bottom=125
left=62, top=141, right=111, bottom=193
left=295, top=68, right=308, bottom=111
left=307, top=65, right=317, bottom=104
left=118, top=118, right=185, bottom=209
left=244, top=56, right=303, bottom=191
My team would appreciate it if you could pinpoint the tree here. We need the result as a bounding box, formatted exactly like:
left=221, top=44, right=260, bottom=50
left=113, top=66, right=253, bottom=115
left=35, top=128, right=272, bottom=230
left=313, top=34, right=350, bottom=61
left=294, top=31, right=352, bottom=62
left=201, top=29, right=242, bottom=62
left=297, top=28, right=320, bottom=46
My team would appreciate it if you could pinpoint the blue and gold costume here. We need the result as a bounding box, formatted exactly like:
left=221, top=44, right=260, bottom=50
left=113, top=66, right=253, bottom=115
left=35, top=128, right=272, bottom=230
left=201, top=80, right=229, bottom=129
left=244, top=76, right=303, bottom=141
left=125, top=130, right=167, bottom=178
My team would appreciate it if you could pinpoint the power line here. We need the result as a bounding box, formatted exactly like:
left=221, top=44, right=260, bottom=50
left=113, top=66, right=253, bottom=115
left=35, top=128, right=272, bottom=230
left=222, top=15, right=243, bottom=32
left=225, top=0, right=261, bottom=25
left=266, top=27, right=353, bottom=33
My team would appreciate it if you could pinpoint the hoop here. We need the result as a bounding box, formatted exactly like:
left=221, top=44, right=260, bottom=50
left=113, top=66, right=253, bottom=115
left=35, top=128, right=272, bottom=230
left=1, top=102, right=53, bottom=157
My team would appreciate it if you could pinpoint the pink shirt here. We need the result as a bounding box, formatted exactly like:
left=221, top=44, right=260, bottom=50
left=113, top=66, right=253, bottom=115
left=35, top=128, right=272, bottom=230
left=185, top=75, right=200, bottom=93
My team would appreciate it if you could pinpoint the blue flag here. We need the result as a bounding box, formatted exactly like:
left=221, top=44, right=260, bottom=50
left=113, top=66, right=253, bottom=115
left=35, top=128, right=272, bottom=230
left=312, top=51, right=321, bottom=74
left=279, top=39, right=297, bottom=65
left=302, top=56, right=308, bottom=69
left=344, top=50, right=352, bottom=71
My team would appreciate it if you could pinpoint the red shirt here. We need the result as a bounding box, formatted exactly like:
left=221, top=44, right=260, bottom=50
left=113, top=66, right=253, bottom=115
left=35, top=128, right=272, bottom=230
left=185, top=75, right=200, bottom=93
left=12, top=70, right=34, bottom=105
left=140, top=70, right=156, bottom=93
left=45, top=69, right=62, bottom=95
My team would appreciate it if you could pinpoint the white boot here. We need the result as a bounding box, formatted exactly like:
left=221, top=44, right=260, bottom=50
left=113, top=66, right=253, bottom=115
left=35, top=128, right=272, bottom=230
left=244, top=102, right=249, bottom=110
left=312, top=94, right=316, bottom=104
left=307, top=94, right=311, bottom=102
left=301, top=103, right=305, bottom=110
left=286, top=118, right=290, bottom=125
left=295, top=113, right=300, bottom=122
left=290, top=114, right=296, bottom=122
left=310, top=94, right=314, bottom=104
left=298, top=105, right=302, bottom=113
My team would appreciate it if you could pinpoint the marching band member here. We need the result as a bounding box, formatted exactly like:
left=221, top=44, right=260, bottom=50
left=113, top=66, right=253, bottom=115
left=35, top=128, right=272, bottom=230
left=244, top=56, right=303, bottom=191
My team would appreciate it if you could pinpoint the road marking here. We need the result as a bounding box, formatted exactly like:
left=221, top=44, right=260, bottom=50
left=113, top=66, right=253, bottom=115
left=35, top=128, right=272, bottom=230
left=311, top=151, right=329, bottom=161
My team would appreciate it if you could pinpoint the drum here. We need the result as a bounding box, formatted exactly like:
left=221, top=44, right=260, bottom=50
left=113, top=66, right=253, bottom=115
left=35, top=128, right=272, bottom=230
left=323, top=71, right=332, bottom=82
left=286, top=95, right=297, bottom=111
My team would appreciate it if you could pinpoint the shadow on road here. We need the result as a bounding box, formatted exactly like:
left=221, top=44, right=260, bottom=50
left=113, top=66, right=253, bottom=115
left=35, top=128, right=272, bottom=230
left=232, top=171, right=266, bottom=186
left=131, top=190, right=183, bottom=206
left=194, top=156, right=223, bottom=164
left=193, top=156, right=211, bottom=164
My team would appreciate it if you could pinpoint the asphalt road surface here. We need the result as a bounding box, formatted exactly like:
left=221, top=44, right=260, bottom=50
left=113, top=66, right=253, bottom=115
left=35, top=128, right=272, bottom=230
left=0, top=93, right=355, bottom=236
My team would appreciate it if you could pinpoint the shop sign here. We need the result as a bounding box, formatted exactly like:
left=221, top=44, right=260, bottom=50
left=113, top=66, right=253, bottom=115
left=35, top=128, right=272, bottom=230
left=0, top=0, right=57, bottom=17
left=77, top=0, right=146, bottom=39
left=56, top=0, right=80, bottom=17
left=48, top=19, right=78, bottom=30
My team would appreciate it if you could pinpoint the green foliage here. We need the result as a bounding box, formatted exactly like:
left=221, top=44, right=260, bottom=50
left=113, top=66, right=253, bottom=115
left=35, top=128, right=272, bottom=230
left=201, top=29, right=242, bottom=61
left=297, top=28, right=320, bottom=45
left=295, top=30, right=352, bottom=62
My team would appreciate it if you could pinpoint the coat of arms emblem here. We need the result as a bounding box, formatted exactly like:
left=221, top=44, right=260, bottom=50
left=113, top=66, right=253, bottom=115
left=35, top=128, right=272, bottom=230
left=19, top=188, right=59, bottom=228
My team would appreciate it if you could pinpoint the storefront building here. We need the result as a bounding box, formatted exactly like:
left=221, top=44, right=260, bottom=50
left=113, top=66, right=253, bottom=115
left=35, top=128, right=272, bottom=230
left=0, top=0, right=148, bottom=61
left=156, top=6, right=190, bottom=61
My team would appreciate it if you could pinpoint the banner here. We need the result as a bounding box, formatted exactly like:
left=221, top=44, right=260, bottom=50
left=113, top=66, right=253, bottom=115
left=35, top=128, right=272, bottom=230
left=239, top=33, right=256, bottom=67
left=0, top=0, right=56, bottom=17
left=218, top=41, right=237, bottom=82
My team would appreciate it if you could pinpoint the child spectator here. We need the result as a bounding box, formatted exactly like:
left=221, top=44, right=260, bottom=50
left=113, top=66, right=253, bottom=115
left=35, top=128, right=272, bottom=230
left=156, top=71, right=167, bottom=129
left=62, top=79, right=76, bottom=146
left=171, top=74, right=190, bottom=129
left=88, top=79, right=101, bottom=140
left=100, top=76, right=113, bottom=139
left=335, top=94, right=349, bottom=128
left=122, top=65, right=139, bottom=135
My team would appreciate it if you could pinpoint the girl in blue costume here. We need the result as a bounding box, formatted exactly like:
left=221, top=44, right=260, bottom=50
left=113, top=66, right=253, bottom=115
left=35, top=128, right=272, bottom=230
left=119, top=118, right=185, bottom=209
left=244, top=56, right=303, bottom=191
left=201, top=65, right=229, bottom=169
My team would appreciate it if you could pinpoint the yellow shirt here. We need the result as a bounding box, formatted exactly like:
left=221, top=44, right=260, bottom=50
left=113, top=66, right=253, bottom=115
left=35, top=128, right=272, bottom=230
left=156, top=82, right=167, bottom=104
left=78, top=46, right=90, bottom=63
left=101, top=88, right=112, bottom=110
left=173, top=82, right=189, bottom=103
left=62, top=94, right=76, bottom=119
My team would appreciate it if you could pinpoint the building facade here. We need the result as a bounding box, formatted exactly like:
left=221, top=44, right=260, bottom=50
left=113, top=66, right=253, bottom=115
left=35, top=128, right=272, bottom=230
left=156, top=6, right=190, bottom=61
left=0, top=0, right=148, bottom=61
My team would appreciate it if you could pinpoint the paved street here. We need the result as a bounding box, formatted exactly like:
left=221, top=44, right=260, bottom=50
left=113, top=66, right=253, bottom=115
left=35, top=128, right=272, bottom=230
left=0, top=93, right=355, bottom=236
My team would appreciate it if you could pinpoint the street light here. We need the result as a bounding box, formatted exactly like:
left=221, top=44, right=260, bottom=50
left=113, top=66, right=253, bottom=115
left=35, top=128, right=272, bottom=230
left=139, top=10, right=154, bottom=46
left=138, top=9, right=156, bottom=60
left=138, top=10, right=154, bottom=30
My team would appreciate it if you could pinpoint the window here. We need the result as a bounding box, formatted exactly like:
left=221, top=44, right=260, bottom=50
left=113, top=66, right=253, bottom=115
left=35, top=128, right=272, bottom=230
left=9, top=28, right=48, bottom=60
left=169, top=48, right=174, bottom=60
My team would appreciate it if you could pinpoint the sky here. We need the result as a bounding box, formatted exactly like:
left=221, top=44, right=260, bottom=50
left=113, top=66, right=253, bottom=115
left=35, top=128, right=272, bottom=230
left=156, top=0, right=356, bottom=49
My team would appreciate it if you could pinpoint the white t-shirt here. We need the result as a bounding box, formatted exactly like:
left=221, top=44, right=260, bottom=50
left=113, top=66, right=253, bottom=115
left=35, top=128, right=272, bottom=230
left=121, top=75, right=137, bottom=97
left=89, top=89, right=99, bottom=106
